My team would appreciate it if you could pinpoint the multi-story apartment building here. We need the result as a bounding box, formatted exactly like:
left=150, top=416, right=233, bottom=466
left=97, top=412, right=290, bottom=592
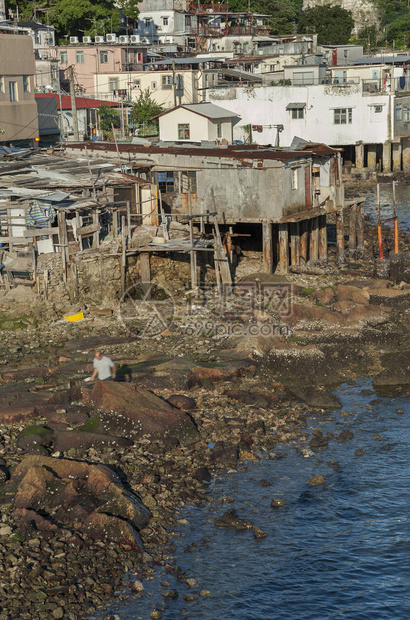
left=0, top=32, right=39, bottom=143
left=59, top=42, right=147, bottom=93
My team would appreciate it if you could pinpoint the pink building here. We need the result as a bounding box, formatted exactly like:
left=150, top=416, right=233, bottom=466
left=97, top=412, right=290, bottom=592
left=59, top=44, right=147, bottom=95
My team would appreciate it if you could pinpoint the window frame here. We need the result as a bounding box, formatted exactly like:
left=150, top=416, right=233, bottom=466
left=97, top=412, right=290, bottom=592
left=180, top=171, right=197, bottom=193
left=395, top=103, right=402, bottom=122
left=75, top=50, right=85, bottom=64
left=60, top=51, right=68, bottom=64
left=290, top=107, right=304, bottom=119
left=100, top=50, right=109, bottom=64
left=23, top=75, right=30, bottom=93
left=108, top=77, right=119, bottom=92
left=162, top=75, right=173, bottom=89
left=0, top=76, right=4, bottom=93
left=9, top=81, right=17, bottom=102
left=291, top=167, right=299, bottom=191
left=178, top=123, right=190, bottom=140
left=333, top=107, right=352, bottom=125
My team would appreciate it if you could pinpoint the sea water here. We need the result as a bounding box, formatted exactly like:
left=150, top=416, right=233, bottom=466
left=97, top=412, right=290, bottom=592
left=104, top=378, right=410, bottom=620
left=364, top=182, right=410, bottom=231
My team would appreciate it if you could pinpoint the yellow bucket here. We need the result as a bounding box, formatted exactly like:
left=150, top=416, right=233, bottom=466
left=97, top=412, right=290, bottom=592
left=63, top=311, right=84, bottom=322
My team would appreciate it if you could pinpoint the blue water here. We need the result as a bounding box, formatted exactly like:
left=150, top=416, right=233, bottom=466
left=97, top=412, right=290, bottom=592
left=103, top=379, right=410, bottom=620
left=364, top=182, right=410, bottom=230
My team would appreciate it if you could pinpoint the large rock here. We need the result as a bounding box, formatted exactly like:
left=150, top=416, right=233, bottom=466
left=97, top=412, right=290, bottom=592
left=87, top=381, right=198, bottom=441
left=289, top=386, right=342, bottom=409
left=187, top=359, right=256, bottom=387
left=52, top=430, right=133, bottom=453
left=11, top=456, right=150, bottom=548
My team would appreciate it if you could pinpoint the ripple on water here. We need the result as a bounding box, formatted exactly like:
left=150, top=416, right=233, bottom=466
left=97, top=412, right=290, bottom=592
left=99, top=379, right=410, bottom=620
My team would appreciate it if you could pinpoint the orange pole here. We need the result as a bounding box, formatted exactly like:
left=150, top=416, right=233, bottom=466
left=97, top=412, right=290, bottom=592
left=394, top=217, right=399, bottom=254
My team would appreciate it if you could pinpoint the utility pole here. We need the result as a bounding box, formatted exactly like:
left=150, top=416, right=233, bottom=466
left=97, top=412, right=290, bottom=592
left=68, top=65, right=79, bottom=141
left=172, top=59, right=177, bottom=107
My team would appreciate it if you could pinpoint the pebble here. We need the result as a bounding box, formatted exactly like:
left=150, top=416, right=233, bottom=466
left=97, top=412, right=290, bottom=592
left=0, top=526, right=12, bottom=536
left=253, top=527, right=267, bottom=539
left=185, top=578, right=198, bottom=588
left=183, top=594, right=199, bottom=602
left=355, top=449, right=366, bottom=456
left=306, top=474, right=325, bottom=486
left=200, top=589, right=211, bottom=596
left=151, top=612, right=163, bottom=619
left=271, top=497, right=287, bottom=508
left=52, top=608, right=64, bottom=619
left=131, top=579, right=144, bottom=593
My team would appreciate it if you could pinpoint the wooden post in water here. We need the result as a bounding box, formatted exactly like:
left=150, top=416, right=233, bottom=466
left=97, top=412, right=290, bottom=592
left=392, top=180, right=399, bottom=254
left=356, top=203, right=365, bottom=256
left=290, top=222, right=300, bottom=266
left=349, top=203, right=357, bottom=257
left=377, top=184, right=384, bottom=260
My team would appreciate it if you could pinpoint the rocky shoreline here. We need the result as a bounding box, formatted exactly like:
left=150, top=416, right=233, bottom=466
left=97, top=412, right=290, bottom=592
left=0, top=218, right=409, bottom=619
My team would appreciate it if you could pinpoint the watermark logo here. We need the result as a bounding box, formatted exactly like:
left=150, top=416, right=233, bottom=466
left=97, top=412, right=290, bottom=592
left=119, top=280, right=293, bottom=339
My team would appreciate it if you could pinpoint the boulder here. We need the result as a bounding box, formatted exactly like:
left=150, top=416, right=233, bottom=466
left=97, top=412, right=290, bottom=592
left=335, top=284, right=370, bottom=304
left=52, top=430, right=133, bottom=453
left=306, top=474, right=325, bottom=486
left=167, top=394, right=197, bottom=411
left=289, top=386, right=342, bottom=409
left=16, top=425, right=54, bottom=452
left=310, top=288, right=335, bottom=305
left=11, top=456, right=150, bottom=548
left=187, top=359, right=256, bottom=387
left=87, top=381, right=198, bottom=441
left=309, top=430, right=328, bottom=449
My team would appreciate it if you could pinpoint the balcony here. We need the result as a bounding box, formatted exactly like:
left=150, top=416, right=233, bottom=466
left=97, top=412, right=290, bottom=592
left=362, top=76, right=410, bottom=94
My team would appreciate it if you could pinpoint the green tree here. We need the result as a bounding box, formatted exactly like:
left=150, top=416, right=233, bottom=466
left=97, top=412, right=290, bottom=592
left=97, top=105, right=120, bottom=138
left=297, top=5, right=354, bottom=44
left=227, top=0, right=299, bottom=34
left=130, top=89, right=164, bottom=125
left=386, top=13, right=410, bottom=48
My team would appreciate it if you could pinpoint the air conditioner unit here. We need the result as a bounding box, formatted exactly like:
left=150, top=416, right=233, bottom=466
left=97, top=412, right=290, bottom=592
left=95, top=35, right=105, bottom=43
left=106, top=33, right=117, bottom=43
left=69, top=36, right=79, bottom=44
left=130, top=35, right=140, bottom=43
left=82, top=36, right=92, bottom=44
left=119, top=35, right=129, bottom=44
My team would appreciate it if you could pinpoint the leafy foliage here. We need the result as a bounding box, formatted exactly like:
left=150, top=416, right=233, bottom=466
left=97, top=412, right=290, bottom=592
left=227, top=0, right=300, bottom=34
left=130, top=89, right=164, bottom=125
left=297, top=5, right=355, bottom=44
left=97, top=105, right=120, bottom=132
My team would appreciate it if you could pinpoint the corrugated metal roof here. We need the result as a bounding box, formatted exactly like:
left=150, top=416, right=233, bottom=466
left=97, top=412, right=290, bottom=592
left=352, top=55, right=410, bottom=65
left=286, top=102, right=306, bottom=109
left=181, top=103, right=240, bottom=119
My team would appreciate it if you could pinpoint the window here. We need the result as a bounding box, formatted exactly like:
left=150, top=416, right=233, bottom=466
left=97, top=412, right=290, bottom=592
left=395, top=103, right=402, bottom=122
left=60, top=51, right=68, bottom=64
left=9, top=81, right=17, bottom=102
left=100, top=50, right=109, bottom=64
left=178, top=123, right=190, bottom=139
left=23, top=75, right=30, bottom=93
left=291, top=107, right=304, bottom=119
left=109, top=77, right=119, bottom=92
left=0, top=76, right=4, bottom=93
left=344, top=49, right=349, bottom=58
left=291, top=167, right=299, bottom=190
left=144, top=18, right=151, bottom=26
left=133, top=79, right=141, bottom=89
left=157, top=171, right=174, bottom=194
left=217, top=122, right=222, bottom=138
left=334, top=108, right=352, bottom=124
left=76, top=50, right=84, bottom=64
left=162, top=17, right=168, bottom=26
left=35, top=31, right=41, bottom=45
left=162, top=75, right=173, bottom=89
left=181, top=171, right=197, bottom=193
left=404, top=105, right=410, bottom=122
left=151, top=81, right=157, bottom=89
left=373, top=105, right=383, bottom=114
left=243, top=43, right=247, bottom=52
left=185, top=15, right=191, bottom=27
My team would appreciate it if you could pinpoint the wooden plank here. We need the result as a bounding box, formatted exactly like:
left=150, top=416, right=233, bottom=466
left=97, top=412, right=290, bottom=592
left=0, top=237, right=33, bottom=244
left=77, top=223, right=100, bottom=237
left=300, top=220, right=308, bottom=264
left=213, top=216, right=232, bottom=286
left=290, top=222, right=300, bottom=266
left=23, top=227, right=58, bottom=238
left=309, top=217, right=319, bottom=261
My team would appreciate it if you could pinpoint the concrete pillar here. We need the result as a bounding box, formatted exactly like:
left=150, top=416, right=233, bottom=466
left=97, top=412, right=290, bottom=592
left=382, top=141, right=391, bottom=173
left=392, top=141, right=402, bottom=172
left=336, top=209, right=345, bottom=264
left=290, top=222, right=300, bottom=266
left=355, top=142, right=364, bottom=169
left=367, top=144, right=377, bottom=171
left=262, top=222, right=273, bottom=274
left=309, top=217, right=319, bottom=261
left=402, top=138, right=410, bottom=174
left=278, top=223, right=289, bottom=274
left=318, top=215, right=327, bottom=261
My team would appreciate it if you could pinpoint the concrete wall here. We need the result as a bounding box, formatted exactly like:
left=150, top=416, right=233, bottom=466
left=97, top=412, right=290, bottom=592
left=393, top=95, right=410, bottom=138
left=0, top=34, right=38, bottom=142
left=207, top=83, right=393, bottom=147
left=159, top=108, right=233, bottom=142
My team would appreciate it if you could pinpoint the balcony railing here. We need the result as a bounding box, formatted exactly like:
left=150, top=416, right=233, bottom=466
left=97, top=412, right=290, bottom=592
left=362, top=76, right=410, bottom=93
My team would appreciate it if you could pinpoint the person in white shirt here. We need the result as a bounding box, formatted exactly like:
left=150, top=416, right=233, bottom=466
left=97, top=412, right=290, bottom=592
left=90, top=350, right=116, bottom=381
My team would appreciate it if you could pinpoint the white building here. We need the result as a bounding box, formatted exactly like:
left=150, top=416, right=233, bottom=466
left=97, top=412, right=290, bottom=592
left=155, top=102, right=240, bottom=142
left=207, top=81, right=410, bottom=172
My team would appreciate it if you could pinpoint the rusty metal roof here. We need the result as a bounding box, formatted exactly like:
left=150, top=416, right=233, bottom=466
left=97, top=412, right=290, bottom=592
left=65, top=142, right=318, bottom=163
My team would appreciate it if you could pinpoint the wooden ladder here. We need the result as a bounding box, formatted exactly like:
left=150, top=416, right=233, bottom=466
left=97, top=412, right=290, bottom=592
left=212, top=216, right=232, bottom=289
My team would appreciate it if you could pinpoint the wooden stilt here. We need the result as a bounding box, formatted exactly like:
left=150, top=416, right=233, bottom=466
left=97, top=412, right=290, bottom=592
left=309, top=217, right=319, bottom=261
left=349, top=203, right=357, bottom=256
left=300, top=220, right=308, bottom=264
left=278, top=223, right=289, bottom=273
left=356, top=203, right=364, bottom=256
left=290, top=222, right=300, bottom=266
left=318, top=215, right=327, bottom=261
left=140, top=251, right=151, bottom=299
left=336, top=208, right=345, bottom=263
left=262, top=222, right=273, bottom=273
left=121, top=215, right=126, bottom=296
